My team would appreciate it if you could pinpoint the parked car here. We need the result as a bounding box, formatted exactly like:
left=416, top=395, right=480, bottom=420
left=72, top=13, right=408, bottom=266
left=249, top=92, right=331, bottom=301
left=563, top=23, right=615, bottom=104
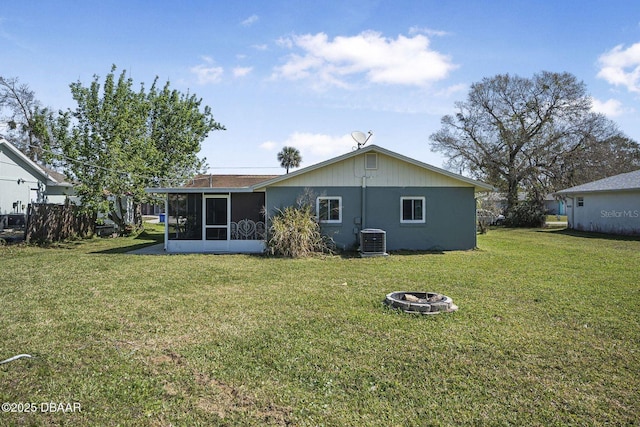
left=477, top=210, right=505, bottom=227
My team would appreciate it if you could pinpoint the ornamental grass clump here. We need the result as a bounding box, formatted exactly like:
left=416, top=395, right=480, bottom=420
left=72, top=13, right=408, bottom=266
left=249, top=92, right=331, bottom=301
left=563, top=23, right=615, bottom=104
left=267, top=205, right=333, bottom=257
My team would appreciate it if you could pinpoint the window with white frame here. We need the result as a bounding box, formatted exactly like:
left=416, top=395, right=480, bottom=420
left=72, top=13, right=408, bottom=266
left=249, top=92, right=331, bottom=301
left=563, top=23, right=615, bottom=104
left=577, top=197, right=584, bottom=207
left=400, top=197, right=425, bottom=223
left=317, top=196, right=342, bottom=223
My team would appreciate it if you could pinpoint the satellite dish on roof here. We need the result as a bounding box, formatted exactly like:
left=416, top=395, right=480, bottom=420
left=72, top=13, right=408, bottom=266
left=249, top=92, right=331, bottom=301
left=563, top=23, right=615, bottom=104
left=351, top=130, right=373, bottom=149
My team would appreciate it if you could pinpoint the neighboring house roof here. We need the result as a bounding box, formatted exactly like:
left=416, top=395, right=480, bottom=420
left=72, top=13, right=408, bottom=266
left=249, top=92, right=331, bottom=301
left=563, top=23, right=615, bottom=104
left=40, top=165, right=73, bottom=187
left=555, top=169, right=640, bottom=196
left=254, top=145, right=494, bottom=192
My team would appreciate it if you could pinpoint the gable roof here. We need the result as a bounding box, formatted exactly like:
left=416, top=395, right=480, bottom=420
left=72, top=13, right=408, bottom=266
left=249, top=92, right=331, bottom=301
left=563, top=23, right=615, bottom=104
left=555, top=169, right=640, bottom=195
left=253, top=145, right=493, bottom=192
left=145, top=145, right=493, bottom=194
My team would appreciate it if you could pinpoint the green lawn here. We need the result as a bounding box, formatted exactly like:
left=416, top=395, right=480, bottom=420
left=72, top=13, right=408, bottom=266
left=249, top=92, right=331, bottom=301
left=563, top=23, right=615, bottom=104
left=1, top=227, right=638, bottom=426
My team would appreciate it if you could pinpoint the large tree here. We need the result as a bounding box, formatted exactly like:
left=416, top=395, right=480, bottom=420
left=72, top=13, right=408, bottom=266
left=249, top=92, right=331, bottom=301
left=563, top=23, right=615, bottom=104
left=0, top=76, right=53, bottom=162
left=552, top=134, right=640, bottom=190
left=430, top=71, right=632, bottom=217
left=54, top=65, right=224, bottom=232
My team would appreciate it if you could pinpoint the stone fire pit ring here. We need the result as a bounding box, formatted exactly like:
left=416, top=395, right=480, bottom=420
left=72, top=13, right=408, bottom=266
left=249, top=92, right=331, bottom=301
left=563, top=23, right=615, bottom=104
left=384, top=291, right=458, bottom=315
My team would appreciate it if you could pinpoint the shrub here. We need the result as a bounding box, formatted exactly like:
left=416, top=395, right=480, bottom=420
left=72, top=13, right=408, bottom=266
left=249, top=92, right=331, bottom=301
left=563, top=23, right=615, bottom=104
left=267, top=205, right=333, bottom=257
left=505, top=200, right=546, bottom=227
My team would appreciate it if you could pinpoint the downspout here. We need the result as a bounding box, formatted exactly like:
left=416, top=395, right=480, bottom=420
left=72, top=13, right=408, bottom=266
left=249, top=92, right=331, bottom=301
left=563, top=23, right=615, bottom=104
left=570, top=196, right=575, bottom=230
left=361, top=176, right=366, bottom=230
left=474, top=196, right=478, bottom=248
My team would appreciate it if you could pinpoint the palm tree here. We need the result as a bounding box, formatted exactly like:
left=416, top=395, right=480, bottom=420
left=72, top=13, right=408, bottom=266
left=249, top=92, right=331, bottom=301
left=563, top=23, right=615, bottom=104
left=277, top=146, right=302, bottom=174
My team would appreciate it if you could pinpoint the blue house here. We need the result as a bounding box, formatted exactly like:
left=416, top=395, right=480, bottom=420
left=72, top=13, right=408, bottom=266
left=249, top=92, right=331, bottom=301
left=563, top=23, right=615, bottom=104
left=147, top=145, right=493, bottom=253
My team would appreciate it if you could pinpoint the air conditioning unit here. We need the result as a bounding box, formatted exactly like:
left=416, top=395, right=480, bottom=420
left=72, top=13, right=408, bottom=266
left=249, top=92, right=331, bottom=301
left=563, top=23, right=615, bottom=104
left=360, top=228, right=388, bottom=257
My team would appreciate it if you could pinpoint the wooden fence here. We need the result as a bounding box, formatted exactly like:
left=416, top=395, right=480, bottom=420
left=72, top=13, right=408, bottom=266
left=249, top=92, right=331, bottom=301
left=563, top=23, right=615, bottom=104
left=26, top=202, right=95, bottom=244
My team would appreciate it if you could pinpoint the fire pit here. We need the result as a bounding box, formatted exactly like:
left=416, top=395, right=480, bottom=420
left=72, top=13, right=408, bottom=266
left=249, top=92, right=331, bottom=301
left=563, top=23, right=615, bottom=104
left=384, top=291, right=458, bottom=315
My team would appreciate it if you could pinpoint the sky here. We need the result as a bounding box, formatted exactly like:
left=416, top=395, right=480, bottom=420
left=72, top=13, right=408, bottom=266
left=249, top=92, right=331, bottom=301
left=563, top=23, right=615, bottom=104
left=2, top=0, right=640, bottom=175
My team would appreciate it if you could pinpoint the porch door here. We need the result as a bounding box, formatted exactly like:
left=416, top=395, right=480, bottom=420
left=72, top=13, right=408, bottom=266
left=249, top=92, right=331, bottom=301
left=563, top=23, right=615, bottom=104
left=204, top=195, right=230, bottom=250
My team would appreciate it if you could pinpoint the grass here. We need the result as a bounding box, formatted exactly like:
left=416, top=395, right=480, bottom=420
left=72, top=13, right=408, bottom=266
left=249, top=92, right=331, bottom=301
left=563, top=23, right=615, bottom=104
left=546, top=215, right=568, bottom=222
left=1, top=226, right=639, bottom=426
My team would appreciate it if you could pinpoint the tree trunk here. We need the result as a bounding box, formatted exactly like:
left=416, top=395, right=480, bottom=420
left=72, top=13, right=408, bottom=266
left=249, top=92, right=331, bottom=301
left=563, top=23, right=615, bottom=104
left=132, top=202, right=143, bottom=229
left=505, top=178, right=519, bottom=215
left=108, top=196, right=128, bottom=234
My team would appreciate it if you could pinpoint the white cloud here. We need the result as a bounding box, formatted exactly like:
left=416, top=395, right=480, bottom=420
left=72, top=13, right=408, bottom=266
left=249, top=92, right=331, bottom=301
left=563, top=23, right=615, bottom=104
left=259, top=141, right=277, bottom=150
left=241, top=14, right=259, bottom=27
left=274, top=53, right=324, bottom=81
left=272, top=30, right=457, bottom=88
left=436, top=83, right=467, bottom=98
left=260, top=132, right=357, bottom=163
left=597, top=42, right=640, bottom=93
left=275, top=37, right=293, bottom=49
left=409, top=26, right=450, bottom=37
left=190, top=57, right=224, bottom=84
left=233, top=66, right=253, bottom=77
left=591, top=97, right=629, bottom=117
left=190, top=63, right=224, bottom=84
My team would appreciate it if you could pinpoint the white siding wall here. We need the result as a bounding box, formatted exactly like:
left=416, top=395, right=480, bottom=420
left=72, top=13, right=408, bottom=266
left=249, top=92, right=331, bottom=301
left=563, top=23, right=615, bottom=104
left=567, top=191, right=640, bottom=235
left=0, top=148, right=42, bottom=214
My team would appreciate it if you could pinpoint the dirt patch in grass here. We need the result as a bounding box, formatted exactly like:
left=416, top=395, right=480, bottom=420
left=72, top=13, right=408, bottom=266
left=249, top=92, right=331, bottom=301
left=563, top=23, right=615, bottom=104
left=195, top=372, right=293, bottom=425
left=149, top=349, right=184, bottom=366
left=146, top=346, right=294, bottom=425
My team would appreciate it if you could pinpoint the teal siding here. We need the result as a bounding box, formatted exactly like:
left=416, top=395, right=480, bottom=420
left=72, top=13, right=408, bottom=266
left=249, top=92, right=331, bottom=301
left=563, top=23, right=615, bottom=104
left=266, top=186, right=477, bottom=251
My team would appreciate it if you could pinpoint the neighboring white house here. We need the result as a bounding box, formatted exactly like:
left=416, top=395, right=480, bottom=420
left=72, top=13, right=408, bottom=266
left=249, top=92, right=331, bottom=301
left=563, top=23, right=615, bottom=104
left=555, top=169, right=640, bottom=236
left=0, top=137, right=75, bottom=215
